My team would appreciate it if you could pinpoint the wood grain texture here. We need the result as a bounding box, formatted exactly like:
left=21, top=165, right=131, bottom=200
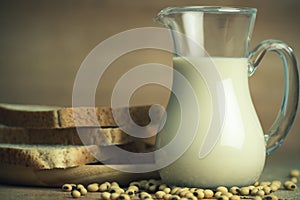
left=0, top=164, right=159, bottom=187
left=1, top=154, right=300, bottom=199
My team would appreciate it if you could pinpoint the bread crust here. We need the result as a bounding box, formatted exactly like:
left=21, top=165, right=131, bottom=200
left=0, top=103, right=163, bottom=129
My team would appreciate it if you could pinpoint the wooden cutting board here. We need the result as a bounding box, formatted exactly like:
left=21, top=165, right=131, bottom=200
left=0, top=164, right=160, bottom=187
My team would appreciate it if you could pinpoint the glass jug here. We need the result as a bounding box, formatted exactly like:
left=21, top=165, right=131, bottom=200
left=154, top=6, right=299, bottom=187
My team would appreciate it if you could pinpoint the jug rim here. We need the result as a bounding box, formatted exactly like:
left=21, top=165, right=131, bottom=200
left=156, top=6, right=257, bottom=16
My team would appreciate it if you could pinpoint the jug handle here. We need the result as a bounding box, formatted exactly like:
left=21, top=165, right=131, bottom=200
left=248, top=39, right=299, bottom=155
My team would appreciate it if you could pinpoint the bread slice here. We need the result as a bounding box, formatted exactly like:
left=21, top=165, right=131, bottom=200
left=0, top=125, right=134, bottom=145
left=0, top=142, right=155, bottom=169
left=0, top=144, right=99, bottom=169
left=0, top=103, right=163, bottom=129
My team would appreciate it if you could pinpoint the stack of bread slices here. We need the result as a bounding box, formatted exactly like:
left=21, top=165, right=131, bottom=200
left=0, top=103, right=163, bottom=186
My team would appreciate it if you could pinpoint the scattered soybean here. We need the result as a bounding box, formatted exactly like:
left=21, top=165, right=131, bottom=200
left=71, top=190, right=81, bottom=198
left=62, top=169, right=300, bottom=199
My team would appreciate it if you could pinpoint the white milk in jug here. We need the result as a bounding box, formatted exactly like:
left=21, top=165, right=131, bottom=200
left=156, top=57, right=266, bottom=188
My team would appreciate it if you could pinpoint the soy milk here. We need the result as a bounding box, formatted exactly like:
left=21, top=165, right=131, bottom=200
left=156, top=57, right=266, bottom=187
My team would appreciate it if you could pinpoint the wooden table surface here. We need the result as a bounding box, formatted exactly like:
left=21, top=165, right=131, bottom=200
left=0, top=152, right=299, bottom=200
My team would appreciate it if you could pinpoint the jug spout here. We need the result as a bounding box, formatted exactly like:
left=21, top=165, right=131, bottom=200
left=154, top=7, right=208, bottom=57
left=153, top=7, right=168, bottom=25
left=154, top=6, right=257, bottom=57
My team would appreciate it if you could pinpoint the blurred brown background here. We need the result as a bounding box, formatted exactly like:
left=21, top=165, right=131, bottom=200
left=0, top=0, right=299, bottom=159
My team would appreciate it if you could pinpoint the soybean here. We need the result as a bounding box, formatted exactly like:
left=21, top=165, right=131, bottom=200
left=193, top=189, right=205, bottom=199
left=111, top=193, right=120, bottom=200
left=222, top=192, right=233, bottom=198
left=250, top=188, right=259, bottom=195
left=99, top=182, right=110, bottom=192
left=284, top=181, right=297, bottom=191
left=129, top=181, right=141, bottom=188
left=240, top=187, right=250, bottom=195
left=128, top=185, right=139, bottom=193
left=216, top=186, right=228, bottom=193
left=147, top=185, right=157, bottom=193
left=126, top=189, right=135, bottom=198
left=290, top=169, right=300, bottom=177
left=256, top=190, right=265, bottom=197
left=163, top=187, right=171, bottom=194
left=163, top=193, right=172, bottom=200
left=260, top=181, right=271, bottom=186
left=118, top=193, right=130, bottom=200
left=229, top=186, right=240, bottom=195
left=178, top=190, right=189, bottom=197
left=178, top=187, right=189, bottom=194
left=214, top=191, right=223, bottom=198
left=271, top=180, right=281, bottom=188
left=144, top=179, right=158, bottom=190
left=254, top=181, right=260, bottom=187
left=62, top=184, right=73, bottom=192
left=263, top=195, right=279, bottom=200
left=71, top=190, right=81, bottom=198
left=204, top=189, right=214, bottom=198
left=170, top=187, right=180, bottom=195
left=79, top=188, right=88, bottom=196
left=140, top=191, right=152, bottom=200
left=111, top=181, right=119, bottom=187
left=76, top=184, right=85, bottom=190
left=263, top=186, right=272, bottom=195
left=155, top=191, right=166, bottom=199
left=158, top=184, right=168, bottom=191
left=110, top=185, right=121, bottom=190
left=149, top=179, right=159, bottom=185
left=140, top=180, right=148, bottom=189
left=291, top=177, right=298, bottom=184
left=185, top=192, right=197, bottom=200
left=113, top=188, right=125, bottom=194
left=189, top=188, right=197, bottom=193
left=218, top=195, right=229, bottom=200
left=269, top=184, right=279, bottom=192
left=87, top=183, right=99, bottom=192
left=255, top=186, right=264, bottom=190
left=101, top=192, right=111, bottom=200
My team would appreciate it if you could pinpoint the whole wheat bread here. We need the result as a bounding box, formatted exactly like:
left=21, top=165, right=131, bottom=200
left=0, top=103, right=160, bottom=172
left=0, top=142, right=154, bottom=169
left=0, top=125, right=134, bottom=145
left=0, top=103, right=164, bottom=129
left=0, top=144, right=99, bottom=169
